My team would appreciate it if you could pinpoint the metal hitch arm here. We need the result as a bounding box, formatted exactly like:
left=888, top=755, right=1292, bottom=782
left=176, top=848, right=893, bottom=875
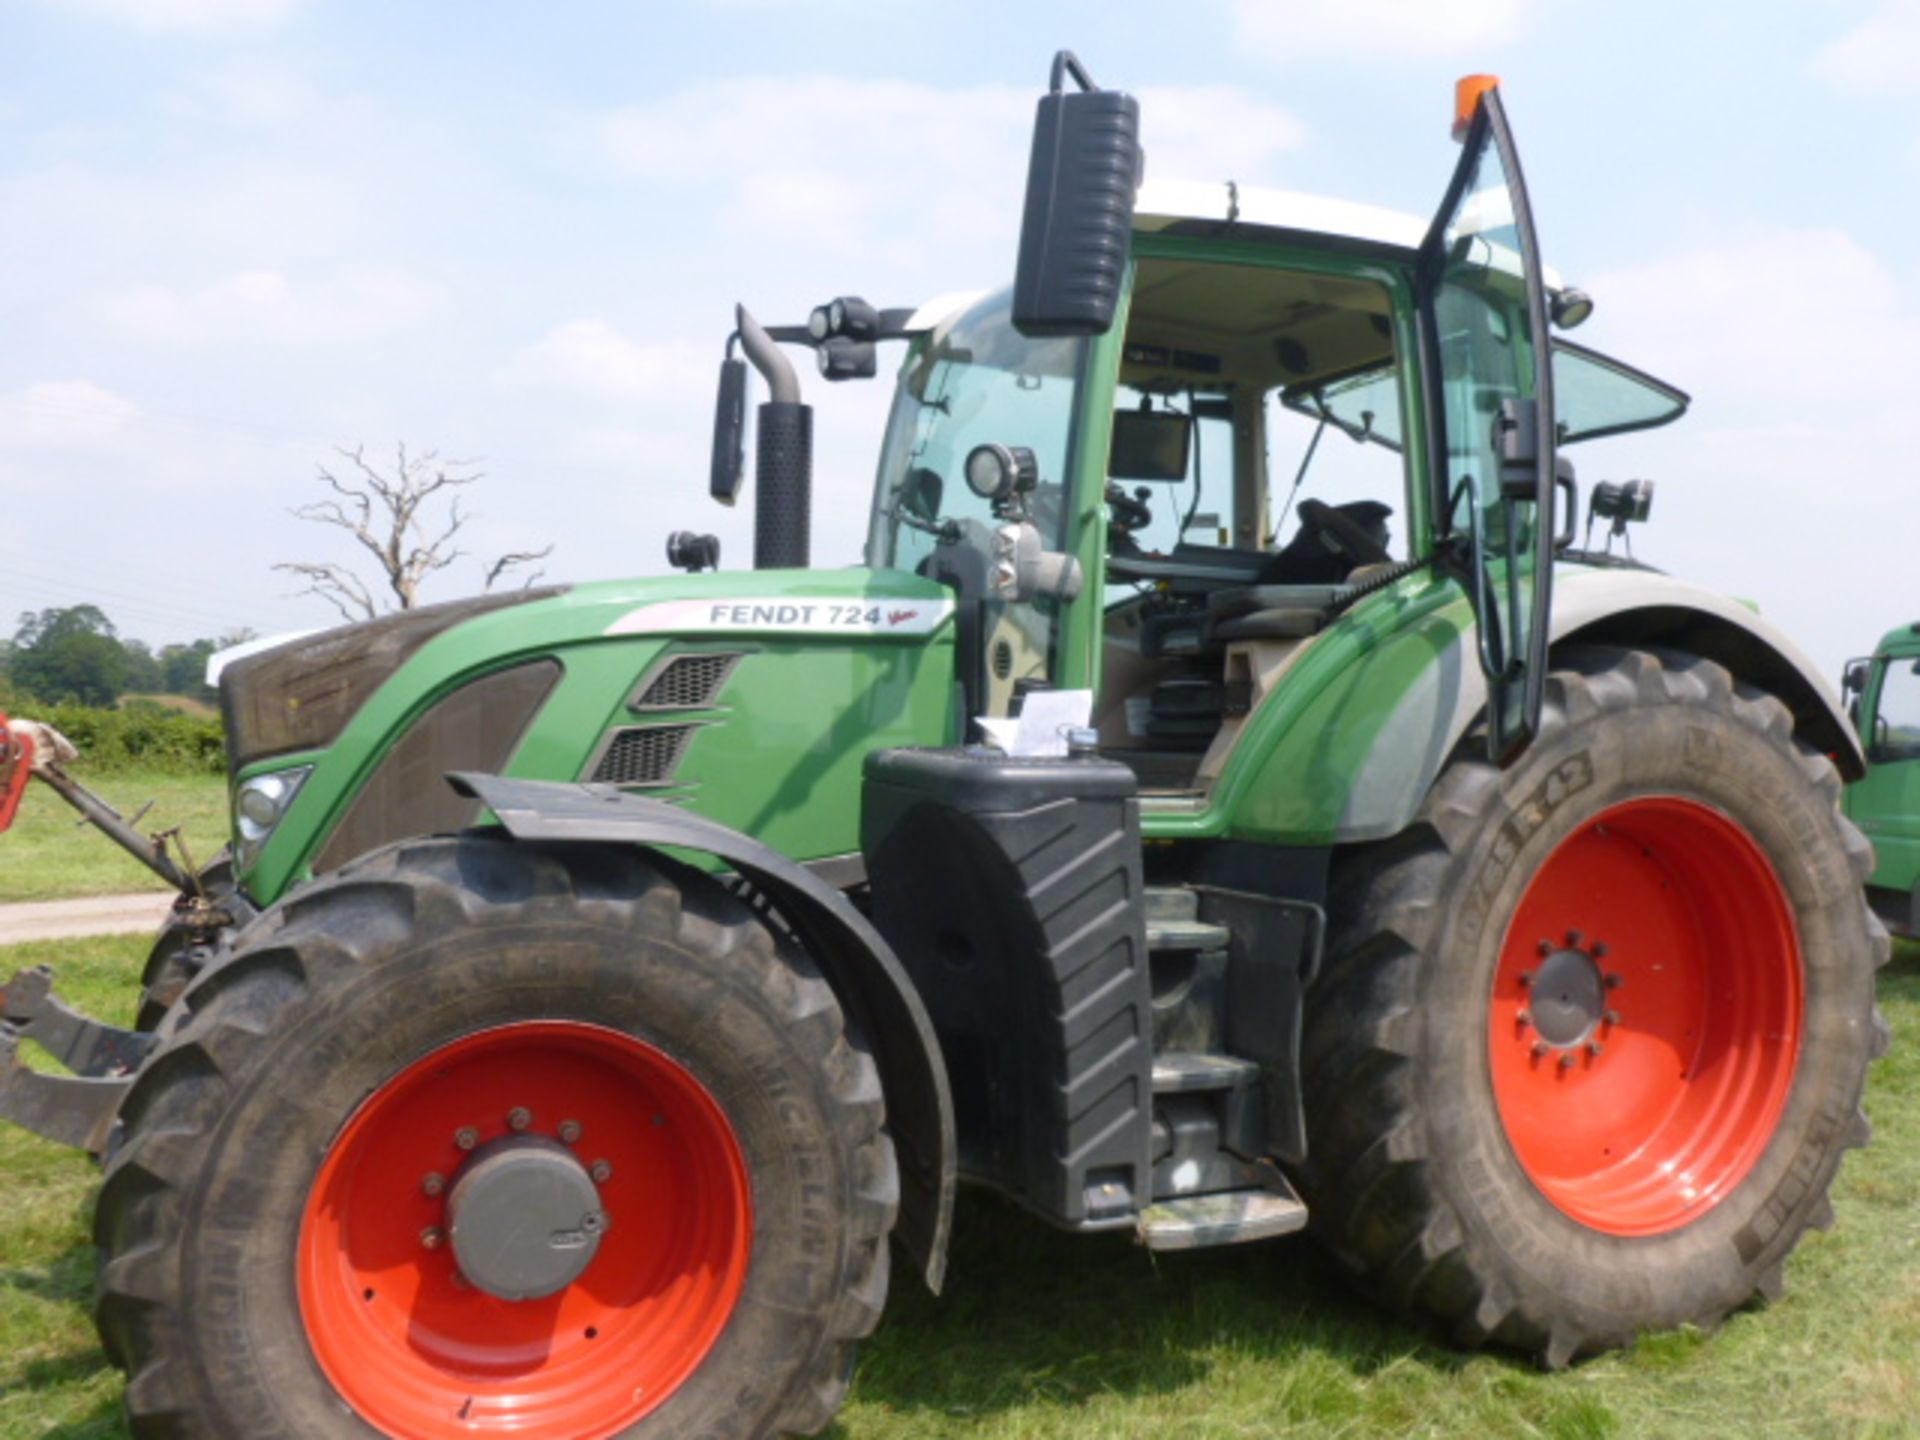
left=1, top=967, right=155, bottom=1155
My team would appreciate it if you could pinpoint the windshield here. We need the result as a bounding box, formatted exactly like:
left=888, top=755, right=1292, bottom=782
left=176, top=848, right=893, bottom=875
left=865, top=288, right=1086, bottom=572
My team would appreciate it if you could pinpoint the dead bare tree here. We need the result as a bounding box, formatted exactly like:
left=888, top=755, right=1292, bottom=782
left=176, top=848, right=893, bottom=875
left=277, top=443, right=552, bottom=622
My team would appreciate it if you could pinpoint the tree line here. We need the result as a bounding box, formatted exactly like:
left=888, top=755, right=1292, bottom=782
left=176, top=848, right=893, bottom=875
left=1, top=605, right=246, bottom=709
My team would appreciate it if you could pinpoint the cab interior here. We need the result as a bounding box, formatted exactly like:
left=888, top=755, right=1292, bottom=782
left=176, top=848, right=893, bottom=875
left=1091, top=254, right=1412, bottom=794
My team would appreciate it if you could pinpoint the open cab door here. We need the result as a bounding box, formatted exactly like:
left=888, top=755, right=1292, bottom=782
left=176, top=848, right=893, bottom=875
left=1419, top=78, right=1557, bottom=764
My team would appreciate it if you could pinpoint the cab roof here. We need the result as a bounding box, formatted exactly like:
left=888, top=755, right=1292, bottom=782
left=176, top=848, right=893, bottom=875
left=1134, top=179, right=1427, bottom=256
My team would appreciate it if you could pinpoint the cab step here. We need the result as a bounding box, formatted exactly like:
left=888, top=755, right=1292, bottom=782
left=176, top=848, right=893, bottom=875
left=1151, top=1051, right=1259, bottom=1094
left=1138, top=1172, right=1309, bottom=1250
left=1143, top=887, right=1230, bottom=952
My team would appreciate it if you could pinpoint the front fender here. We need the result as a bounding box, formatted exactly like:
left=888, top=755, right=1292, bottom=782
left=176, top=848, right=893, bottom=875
left=449, top=772, right=955, bottom=1292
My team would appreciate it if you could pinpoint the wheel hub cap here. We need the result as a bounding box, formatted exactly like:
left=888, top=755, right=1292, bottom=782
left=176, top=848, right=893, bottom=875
left=1528, top=946, right=1604, bottom=1048
left=447, top=1137, right=608, bottom=1301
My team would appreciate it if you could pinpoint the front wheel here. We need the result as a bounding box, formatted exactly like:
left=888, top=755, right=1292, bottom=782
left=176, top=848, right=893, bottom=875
left=1297, top=647, right=1887, bottom=1366
left=95, top=835, right=897, bottom=1438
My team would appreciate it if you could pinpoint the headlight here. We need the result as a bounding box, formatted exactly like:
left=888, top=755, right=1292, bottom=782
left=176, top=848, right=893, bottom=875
left=234, top=765, right=313, bottom=872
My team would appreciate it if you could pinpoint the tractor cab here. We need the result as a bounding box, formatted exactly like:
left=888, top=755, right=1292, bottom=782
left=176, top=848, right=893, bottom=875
left=1843, top=628, right=1920, bottom=936
left=860, top=68, right=1689, bottom=800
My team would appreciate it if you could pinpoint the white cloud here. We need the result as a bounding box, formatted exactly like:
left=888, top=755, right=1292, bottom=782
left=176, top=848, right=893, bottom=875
left=1137, top=85, right=1309, bottom=180
left=0, top=380, right=141, bottom=449
left=1586, top=228, right=1903, bottom=410
left=596, top=77, right=1307, bottom=264
left=1229, top=0, right=1526, bottom=62
left=1814, top=1, right=1920, bottom=93
left=91, top=268, right=431, bottom=344
left=1578, top=227, right=1914, bottom=674
left=508, top=320, right=710, bottom=406
left=172, top=62, right=320, bottom=124
left=37, top=0, right=300, bottom=31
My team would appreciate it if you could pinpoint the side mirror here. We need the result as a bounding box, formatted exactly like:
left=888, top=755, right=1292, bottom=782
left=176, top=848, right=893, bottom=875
left=901, top=467, right=944, bottom=524
left=710, top=356, right=747, bottom=505
left=1011, top=51, right=1142, bottom=339
left=1843, top=660, right=1869, bottom=696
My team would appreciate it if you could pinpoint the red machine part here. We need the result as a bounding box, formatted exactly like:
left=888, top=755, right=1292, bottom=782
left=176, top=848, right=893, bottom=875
left=0, top=714, right=34, bottom=833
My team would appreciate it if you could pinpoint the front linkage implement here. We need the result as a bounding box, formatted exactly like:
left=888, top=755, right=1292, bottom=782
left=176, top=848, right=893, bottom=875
left=0, top=57, right=1886, bottom=1440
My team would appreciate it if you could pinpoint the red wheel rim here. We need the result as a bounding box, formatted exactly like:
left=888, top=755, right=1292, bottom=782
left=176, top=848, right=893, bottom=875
left=1488, top=796, right=1803, bottom=1236
left=298, top=1022, right=752, bottom=1438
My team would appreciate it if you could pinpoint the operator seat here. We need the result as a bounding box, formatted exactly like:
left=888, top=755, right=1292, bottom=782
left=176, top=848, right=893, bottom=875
left=1257, top=499, right=1392, bottom=585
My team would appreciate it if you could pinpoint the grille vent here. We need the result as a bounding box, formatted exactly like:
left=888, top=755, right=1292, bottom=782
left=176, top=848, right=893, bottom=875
left=591, top=725, right=698, bottom=786
left=632, top=653, right=740, bottom=711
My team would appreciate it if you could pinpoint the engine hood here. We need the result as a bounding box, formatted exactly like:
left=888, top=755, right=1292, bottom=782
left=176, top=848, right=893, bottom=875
left=220, top=588, right=567, bottom=774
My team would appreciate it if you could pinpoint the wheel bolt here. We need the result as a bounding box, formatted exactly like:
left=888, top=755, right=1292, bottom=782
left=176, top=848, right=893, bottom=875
left=1517, top=971, right=1533, bottom=988
left=1602, top=1010, right=1621, bottom=1027
left=1565, top=929, right=1584, bottom=948
left=421, top=1172, right=444, bottom=1197
left=1604, top=973, right=1623, bottom=990
left=557, top=1119, right=582, bottom=1145
left=1587, top=1041, right=1604, bottom=1057
left=1537, top=939, right=1553, bottom=956
left=1591, top=941, right=1609, bottom=959
left=589, top=1159, right=613, bottom=1184
left=420, top=1226, right=444, bottom=1250
left=454, top=1127, right=478, bottom=1151
left=1558, top=1052, right=1576, bottom=1070
left=507, top=1106, right=532, bottom=1133
left=1516, top=1009, right=1533, bottom=1027
left=1531, top=1041, right=1551, bottom=1059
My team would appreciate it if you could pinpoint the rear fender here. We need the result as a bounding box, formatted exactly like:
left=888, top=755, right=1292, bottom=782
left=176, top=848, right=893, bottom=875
left=449, top=772, right=955, bottom=1292
left=1255, top=570, right=1863, bottom=845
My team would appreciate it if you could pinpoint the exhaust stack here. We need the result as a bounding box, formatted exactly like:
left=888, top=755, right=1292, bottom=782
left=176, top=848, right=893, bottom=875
left=735, top=305, right=813, bottom=570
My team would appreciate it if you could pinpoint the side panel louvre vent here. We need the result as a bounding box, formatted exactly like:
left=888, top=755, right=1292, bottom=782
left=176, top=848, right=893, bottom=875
left=633, top=653, right=740, bottom=711
left=591, top=725, right=698, bottom=786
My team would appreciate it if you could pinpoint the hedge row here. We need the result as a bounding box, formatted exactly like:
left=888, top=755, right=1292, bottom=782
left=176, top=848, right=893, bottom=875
left=17, top=701, right=226, bottom=776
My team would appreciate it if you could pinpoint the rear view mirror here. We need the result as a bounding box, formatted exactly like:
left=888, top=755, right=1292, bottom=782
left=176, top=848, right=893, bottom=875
left=1843, top=660, right=1869, bottom=696
left=1109, top=409, right=1191, bottom=481
left=1012, top=51, right=1142, bottom=339
left=901, top=467, right=944, bottom=524
left=710, top=356, right=747, bottom=505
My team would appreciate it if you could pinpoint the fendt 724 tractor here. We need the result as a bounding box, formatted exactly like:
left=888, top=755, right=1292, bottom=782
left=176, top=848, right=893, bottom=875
left=0, top=58, right=1885, bottom=1440
left=1843, top=627, right=1920, bottom=937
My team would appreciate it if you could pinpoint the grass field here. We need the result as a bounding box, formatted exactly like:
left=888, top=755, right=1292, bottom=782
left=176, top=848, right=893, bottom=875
left=3, top=936, right=1918, bottom=1440
left=0, top=774, right=226, bottom=903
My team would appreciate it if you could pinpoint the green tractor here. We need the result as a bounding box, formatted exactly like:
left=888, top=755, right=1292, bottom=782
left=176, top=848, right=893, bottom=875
left=0, top=58, right=1886, bottom=1440
left=1843, top=626, right=1920, bottom=937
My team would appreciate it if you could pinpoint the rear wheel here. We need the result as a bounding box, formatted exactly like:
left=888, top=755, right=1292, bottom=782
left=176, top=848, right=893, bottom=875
left=95, top=834, right=896, bottom=1437
left=1297, top=647, right=1887, bottom=1365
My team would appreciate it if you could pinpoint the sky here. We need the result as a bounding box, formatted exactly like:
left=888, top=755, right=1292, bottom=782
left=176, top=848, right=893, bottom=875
left=2, top=0, right=1916, bottom=676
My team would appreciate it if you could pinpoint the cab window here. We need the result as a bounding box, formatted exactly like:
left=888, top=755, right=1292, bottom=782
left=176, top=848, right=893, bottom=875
left=1872, top=661, right=1920, bottom=761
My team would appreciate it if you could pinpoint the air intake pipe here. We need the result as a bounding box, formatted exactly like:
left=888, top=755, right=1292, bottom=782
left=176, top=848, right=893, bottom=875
left=736, top=304, right=812, bottom=570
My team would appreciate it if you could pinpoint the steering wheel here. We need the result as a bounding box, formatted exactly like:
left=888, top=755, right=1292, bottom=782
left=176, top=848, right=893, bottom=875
left=1106, top=482, right=1153, bottom=533
left=1298, top=498, right=1392, bottom=567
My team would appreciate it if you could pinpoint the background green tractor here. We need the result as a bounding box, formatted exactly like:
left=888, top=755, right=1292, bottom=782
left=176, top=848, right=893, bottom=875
left=0, top=58, right=1885, bottom=1440
left=1844, top=626, right=1920, bottom=937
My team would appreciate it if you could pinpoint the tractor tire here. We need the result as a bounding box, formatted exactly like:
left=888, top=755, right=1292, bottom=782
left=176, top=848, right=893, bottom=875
left=134, top=851, right=236, bottom=1032
left=1296, top=646, right=1887, bottom=1367
left=94, top=833, right=897, bottom=1439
